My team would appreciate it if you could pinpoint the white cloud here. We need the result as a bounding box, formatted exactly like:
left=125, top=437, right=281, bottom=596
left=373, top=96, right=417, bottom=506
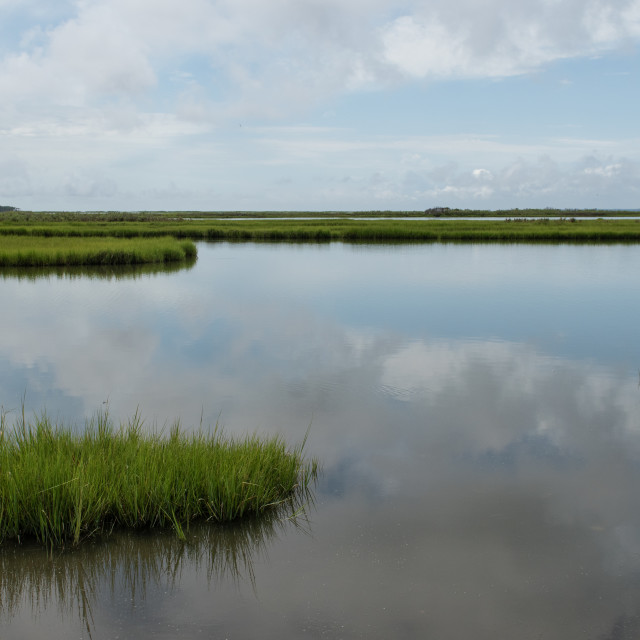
left=385, top=153, right=640, bottom=207
left=0, top=5, right=156, bottom=106
left=472, top=168, right=493, bottom=180
left=381, top=0, right=640, bottom=80
left=1, top=1, right=640, bottom=209
left=2, top=0, right=640, bottom=112
left=584, top=162, right=623, bottom=177
left=381, top=16, right=468, bottom=78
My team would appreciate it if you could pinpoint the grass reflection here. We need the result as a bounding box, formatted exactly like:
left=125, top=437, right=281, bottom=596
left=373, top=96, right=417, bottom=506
left=0, top=257, right=196, bottom=281
left=0, top=504, right=312, bottom=634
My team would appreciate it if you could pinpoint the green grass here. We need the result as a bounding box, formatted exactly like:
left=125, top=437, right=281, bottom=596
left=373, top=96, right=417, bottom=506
left=0, top=408, right=318, bottom=548
left=196, top=217, right=640, bottom=243
left=2, top=213, right=640, bottom=248
left=187, top=217, right=640, bottom=243
left=0, top=235, right=197, bottom=266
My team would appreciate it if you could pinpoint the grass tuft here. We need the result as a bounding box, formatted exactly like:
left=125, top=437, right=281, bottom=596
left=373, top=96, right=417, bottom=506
left=0, top=408, right=319, bottom=548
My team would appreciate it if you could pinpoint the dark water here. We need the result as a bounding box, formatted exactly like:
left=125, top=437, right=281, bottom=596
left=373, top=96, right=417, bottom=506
left=1, top=242, right=640, bottom=639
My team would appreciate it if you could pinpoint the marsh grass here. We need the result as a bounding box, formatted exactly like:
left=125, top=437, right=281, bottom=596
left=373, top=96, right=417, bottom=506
left=0, top=408, right=318, bottom=548
left=2, top=216, right=640, bottom=245
left=0, top=236, right=197, bottom=266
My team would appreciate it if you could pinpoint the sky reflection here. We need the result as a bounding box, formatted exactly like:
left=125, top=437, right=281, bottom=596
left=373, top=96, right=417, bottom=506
left=1, top=242, right=640, bottom=638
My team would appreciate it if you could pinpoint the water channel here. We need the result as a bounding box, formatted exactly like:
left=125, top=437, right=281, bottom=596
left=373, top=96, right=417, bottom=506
left=1, top=241, right=640, bottom=639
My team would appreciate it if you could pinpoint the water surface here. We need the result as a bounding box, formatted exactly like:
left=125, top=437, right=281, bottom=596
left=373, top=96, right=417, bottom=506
left=1, top=242, right=640, bottom=639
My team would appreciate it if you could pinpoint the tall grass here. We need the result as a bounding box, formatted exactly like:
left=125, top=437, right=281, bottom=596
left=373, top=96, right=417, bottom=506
left=2, top=217, right=640, bottom=245
left=0, top=408, right=318, bottom=548
left=0, top=235, right=196, bottom=266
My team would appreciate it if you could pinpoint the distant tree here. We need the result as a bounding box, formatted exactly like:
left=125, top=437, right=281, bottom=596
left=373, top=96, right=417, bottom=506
left=424, top=207, right=450, bottom=217
left=0, top=205, right=19, bottom=212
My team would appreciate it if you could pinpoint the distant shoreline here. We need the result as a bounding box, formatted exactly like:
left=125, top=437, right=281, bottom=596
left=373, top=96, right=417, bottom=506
left=3, top=208, right=639, bottom=219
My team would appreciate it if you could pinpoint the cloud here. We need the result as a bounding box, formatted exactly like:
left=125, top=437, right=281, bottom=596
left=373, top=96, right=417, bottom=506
left=2, top=0, right=640, bottom=115
left=389, top=153, right=640, bottom=207
left=2, top=112, right=639, bottom=208
left=62, top=172, right=118, bottom=198
left=381, top=0, right=640, bottom=80
left=0, top=155, right=32, bottom=196
left=0, top=5, right=156, bottom=107
left=1, top=1, right=640, bottom=209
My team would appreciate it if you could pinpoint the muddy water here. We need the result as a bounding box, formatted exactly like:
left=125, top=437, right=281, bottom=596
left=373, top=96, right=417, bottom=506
left=1, top=242, right=640, bottom=639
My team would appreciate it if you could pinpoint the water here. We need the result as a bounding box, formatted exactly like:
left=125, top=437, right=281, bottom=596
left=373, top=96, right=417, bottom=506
left=1, top=242, right=640, bottom=639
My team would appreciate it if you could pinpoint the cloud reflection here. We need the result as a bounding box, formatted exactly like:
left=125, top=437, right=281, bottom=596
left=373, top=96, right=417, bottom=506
left=2, top=243, right=640, bottom=638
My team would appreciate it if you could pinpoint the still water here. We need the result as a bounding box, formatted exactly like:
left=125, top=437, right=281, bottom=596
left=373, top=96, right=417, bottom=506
left=1, top=242, right=640, bottom=639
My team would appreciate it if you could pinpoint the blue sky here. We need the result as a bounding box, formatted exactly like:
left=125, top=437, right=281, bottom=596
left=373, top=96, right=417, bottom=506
left=1, top=0, right=639, bottom=211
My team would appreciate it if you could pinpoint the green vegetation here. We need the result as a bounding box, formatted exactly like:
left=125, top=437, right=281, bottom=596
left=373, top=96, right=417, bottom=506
left=167, top=217, right=640, bottom=243
left=4, top=216, right=639, bottom=243
left=0, top=235, right=197, bottom=267
left=1, top=211, right=640, bottom=249
left=0, top=408, right=318, bottom=548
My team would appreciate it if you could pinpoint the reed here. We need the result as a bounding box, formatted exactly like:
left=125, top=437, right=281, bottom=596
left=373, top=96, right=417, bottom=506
left=0, top=236, right=197, bottom=266
left=0, top=408, right=318, bottom=548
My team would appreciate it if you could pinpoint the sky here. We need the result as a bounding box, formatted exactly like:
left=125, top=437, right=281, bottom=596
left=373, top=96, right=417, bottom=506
left=0, top=0, right=639, bottom=212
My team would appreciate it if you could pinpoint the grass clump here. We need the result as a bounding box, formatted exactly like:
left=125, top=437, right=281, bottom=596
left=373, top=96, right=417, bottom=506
left=0, top=408, right=318, bottom=548
left=0, top=236, right=196, bottom=267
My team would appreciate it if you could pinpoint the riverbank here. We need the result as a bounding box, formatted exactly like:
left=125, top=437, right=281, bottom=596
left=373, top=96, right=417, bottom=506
left=0, top=409, right=318, bottom=547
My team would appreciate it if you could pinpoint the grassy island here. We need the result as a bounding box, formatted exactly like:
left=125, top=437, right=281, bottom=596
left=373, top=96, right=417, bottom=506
left=0, top=235, right=196, bottom=267
left=0, top=409, right=318, bottom=548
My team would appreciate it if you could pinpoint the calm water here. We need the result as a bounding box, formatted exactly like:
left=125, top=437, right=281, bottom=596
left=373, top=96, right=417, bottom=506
left=1, top=242, right=640, bottom=639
